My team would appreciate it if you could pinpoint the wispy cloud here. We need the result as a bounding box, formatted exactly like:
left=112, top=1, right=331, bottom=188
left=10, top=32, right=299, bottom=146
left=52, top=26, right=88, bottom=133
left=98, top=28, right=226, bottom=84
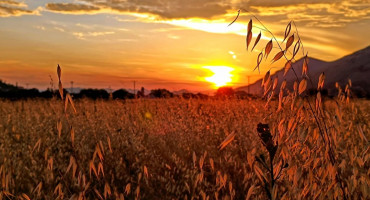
left=54, top=26, right=65, bottom=32
left=0, top=0, right=40, bottom=17
left=72, top=31, right=115, bottom=40
left=32, top=21, right=127, bottom=40
left=35, top=25, right=45, bottom=30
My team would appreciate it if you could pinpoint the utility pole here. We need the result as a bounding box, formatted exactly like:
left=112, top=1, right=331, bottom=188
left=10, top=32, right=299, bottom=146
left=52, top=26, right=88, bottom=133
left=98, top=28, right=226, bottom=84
left=70, top=81, right=74, bottom=93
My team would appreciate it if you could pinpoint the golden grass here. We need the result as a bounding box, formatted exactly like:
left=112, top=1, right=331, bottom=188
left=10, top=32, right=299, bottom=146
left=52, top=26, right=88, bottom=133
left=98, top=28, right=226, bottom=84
left=0, top=98, right=368, bottom=199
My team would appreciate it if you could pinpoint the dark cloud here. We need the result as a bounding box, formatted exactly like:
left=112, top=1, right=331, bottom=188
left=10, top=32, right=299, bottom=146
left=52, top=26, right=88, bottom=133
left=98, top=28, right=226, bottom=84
left=43, top=0, right=370, bottom=27
left=46, top=0, right=231, bottom=19
left=0, top=0, right=23, bottom=6
left=45, top=3, right=101, bottom=13
left=245, top=0, right=370, bottom=27
left=0, top=0, right=37, bottom=17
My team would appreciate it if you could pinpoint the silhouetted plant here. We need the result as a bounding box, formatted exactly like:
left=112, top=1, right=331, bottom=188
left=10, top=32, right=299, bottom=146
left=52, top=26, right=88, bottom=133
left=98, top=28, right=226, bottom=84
left=220, top=9, right=350, bottom=199
left=255, top=123, right=288, bottom=199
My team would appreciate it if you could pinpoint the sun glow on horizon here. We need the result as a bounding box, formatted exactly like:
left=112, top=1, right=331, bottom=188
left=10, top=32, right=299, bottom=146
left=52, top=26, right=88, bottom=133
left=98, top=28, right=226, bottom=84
left=203, top=66, right=234, bottom=88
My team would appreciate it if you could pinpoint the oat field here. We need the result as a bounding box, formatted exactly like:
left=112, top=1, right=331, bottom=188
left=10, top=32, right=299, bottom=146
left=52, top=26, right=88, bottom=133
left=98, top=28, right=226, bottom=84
left=0, top=97, right=368, bottom=199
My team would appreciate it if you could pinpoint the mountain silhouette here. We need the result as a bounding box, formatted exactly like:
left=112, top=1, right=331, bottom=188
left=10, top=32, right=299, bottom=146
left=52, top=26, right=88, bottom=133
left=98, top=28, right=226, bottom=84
left=237, top=46, right=370, bottom=97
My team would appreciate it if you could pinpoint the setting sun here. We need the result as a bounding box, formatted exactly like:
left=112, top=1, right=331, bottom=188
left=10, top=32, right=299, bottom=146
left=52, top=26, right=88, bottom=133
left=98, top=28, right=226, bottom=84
left=203, top=66, right=234, bottom=88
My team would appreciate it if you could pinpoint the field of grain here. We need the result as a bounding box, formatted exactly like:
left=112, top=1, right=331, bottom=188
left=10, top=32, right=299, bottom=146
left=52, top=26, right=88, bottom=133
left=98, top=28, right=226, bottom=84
left=0, top=97, right=368, bottom=199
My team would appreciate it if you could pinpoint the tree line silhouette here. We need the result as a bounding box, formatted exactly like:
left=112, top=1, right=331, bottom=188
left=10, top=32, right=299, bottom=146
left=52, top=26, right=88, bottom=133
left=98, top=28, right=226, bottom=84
left=2, top=80, right=335, bottom=100
left=0, top=80, right=216, bottom=100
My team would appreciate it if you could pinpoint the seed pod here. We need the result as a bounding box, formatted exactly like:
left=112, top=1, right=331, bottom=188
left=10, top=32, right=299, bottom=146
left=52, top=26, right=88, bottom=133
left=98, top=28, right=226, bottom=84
left=284, top=60, right=292, bottom=76
left=298, top=78, right=307, bottom=95
left=293, top=81, right=298, bottom=93
left=293, top=40, right=301, bottom=58
left=272, top=77, right=278, bottom=90
left=302, top=55, right=309, bottom=76
left=57, top=64, right=61, bottom=81
left=248, top=19, right=252, bottom=33
left=280, top=79, right=287, bottom=91
left=265, top=40, right=273, bottom=59
left=272, top=50, right=285, bottom=63
left=254, top=52, right=264, bottom=72
left=286, top=34, right=294, bottom=50
left=283, top=22, right=292, bottom=42
left=262, top=71, right=270, bottom=86
left=246, top=30, right=252, bottom=50
left=252, top=31, right=261, bottom=51
left=318, top=72, right=325, bottom=90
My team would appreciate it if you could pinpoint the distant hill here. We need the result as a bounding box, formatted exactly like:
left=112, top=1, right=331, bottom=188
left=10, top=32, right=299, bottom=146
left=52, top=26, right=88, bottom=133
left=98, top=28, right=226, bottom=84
left=237, top=46, right=370, bottom=97
left=173, top=89, right=192, bottom=95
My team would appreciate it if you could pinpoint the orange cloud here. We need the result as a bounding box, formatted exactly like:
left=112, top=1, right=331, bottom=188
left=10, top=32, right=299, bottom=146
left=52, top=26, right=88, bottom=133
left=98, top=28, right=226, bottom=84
left=0, top=0, right=39, bottom=17
left=247, top=0, right=370, bottom=27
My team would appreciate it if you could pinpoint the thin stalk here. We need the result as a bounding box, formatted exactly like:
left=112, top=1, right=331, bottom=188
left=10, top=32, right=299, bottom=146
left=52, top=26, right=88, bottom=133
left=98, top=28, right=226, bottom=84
left=237, top=9, right=347, bottom=199
left=270, top=155, right=275, bottom=190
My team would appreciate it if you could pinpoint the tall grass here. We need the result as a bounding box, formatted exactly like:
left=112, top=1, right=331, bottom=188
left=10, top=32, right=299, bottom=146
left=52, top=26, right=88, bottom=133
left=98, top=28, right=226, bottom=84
left=0, top=97, right=368, bottom=199
left=223, top=10, right=366, bottom=199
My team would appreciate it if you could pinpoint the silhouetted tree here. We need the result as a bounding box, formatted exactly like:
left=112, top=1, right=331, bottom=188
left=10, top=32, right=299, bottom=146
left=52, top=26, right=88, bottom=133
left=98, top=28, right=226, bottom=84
left=0, top=88, right=41, bottom=100
left=113, top=89, right=134, bottom=99
left=149, top=89, right=173, bottom=98
left=78, top=89, right=109, bottom=99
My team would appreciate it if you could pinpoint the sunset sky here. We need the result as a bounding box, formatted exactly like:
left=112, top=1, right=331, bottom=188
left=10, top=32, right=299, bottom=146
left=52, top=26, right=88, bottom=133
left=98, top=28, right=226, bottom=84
left=1, top=0, right=369, bottom=92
